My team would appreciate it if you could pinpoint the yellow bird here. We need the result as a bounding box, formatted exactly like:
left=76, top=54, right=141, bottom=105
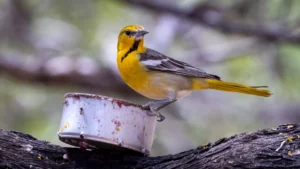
left=117, top=25, right=271, bottom=121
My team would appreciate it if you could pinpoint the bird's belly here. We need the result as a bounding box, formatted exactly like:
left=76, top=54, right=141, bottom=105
left=120, top=63, right=192, bottom=99
left=141, top=72, right=192, bottom=99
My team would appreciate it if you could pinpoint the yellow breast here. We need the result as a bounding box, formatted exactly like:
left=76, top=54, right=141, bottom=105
left=117, top=51, right=164, bottom=99
left=117, top=51, right=149, bottom=91
left=117, top=51, right=192, bottom=100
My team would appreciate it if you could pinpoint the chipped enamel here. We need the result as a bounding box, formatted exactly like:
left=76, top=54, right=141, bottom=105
left=58, top=93, right=157, bottom=155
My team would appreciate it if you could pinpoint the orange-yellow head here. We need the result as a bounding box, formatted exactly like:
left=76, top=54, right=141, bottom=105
left=117, top=25, right=149, bottom=52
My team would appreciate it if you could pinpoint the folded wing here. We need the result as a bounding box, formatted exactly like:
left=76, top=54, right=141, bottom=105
left=140, top=48, right=220, bottom=80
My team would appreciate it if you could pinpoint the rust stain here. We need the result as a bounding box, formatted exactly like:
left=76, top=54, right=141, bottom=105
left=80, top=107, right=84, bottom=115
left=138, top=132, right=145, bottom=144
left=79, top=141, right=87, bottom=151
left=64, top=100, right=69, bottom=106
left=65, top=93, right=147, bottom=109
left=71, top=95, right=81, bottom=100
left=79, top=108, right=84, bottom=115
left=112, top=119, right=121, bottom=132
left=78, top=133, right=87, bottom=150
left=60, top=121, right=70, bottom=132
left=70, top=95, right=80, bottom=104
left=138, top=126, right=146, bottom=143
left=112, top=119, right=121, bottom=128
left=113, top=100, right=122, bottom=108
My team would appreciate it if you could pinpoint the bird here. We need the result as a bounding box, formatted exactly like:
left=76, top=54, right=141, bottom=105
left=116, top=24, right=271, bottom=121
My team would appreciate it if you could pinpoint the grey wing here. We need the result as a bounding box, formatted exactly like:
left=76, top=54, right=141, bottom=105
left=140, top=48, right=220, bottom=80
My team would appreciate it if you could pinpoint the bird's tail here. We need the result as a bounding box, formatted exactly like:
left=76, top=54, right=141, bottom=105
left=192, top=78, right=271, bottom=97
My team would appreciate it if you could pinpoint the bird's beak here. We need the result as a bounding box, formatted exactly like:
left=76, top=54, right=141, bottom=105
left=135, top=30, right=149, bottom=40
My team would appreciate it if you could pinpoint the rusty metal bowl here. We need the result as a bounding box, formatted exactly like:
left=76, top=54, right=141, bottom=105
left=58, top=93, right=157, bottom=155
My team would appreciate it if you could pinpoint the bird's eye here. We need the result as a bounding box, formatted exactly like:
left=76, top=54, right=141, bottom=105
left=125, top=31, right=131, bottom=36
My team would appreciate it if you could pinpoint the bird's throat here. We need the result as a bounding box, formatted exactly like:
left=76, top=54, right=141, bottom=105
left=121, top=40, right=145, bottom=62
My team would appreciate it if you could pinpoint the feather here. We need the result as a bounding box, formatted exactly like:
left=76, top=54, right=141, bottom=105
left=140, top=48, right=220, bottom=80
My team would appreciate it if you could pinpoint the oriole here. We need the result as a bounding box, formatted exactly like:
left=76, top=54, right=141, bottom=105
left=117, top=25, right=271, bottom=121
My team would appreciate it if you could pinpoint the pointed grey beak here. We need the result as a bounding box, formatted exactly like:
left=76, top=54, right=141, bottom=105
left=135, top=30, right=149, bottom=39
left=138, top=30, right=149, bottom=36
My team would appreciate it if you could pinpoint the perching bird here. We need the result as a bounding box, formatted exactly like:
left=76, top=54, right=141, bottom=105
left=117, top=25, right=271, bottom=121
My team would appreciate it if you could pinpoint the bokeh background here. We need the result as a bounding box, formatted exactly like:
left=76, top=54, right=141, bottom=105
left=1, top=0, right=300, bottom=156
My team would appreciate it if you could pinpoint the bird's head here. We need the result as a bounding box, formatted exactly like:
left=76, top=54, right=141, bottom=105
left=117, top=25, right=149, bottom=52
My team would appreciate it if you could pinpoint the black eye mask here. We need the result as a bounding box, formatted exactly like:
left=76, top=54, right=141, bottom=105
left=125, top=30, right=136, bottom=37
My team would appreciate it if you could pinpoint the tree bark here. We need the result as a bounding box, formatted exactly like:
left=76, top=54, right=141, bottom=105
left=123, top=0, right=300, bottom=44
left=1, top=123, right=300, bottom=169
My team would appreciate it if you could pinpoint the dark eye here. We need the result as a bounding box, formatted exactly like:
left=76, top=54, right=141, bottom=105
left=125, top=31, right=131, bottom=36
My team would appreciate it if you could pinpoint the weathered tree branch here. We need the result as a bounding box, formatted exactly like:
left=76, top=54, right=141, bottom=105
left=1, top=123, right=300, bottom=169
left=0, top=52, right=134, bottom=94
left=123, top=0, right=300, bottom=44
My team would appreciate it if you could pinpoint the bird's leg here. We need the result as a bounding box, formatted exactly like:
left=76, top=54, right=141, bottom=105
left=149, top=106, right=165, bottom=122
left=154, top=99, right=177, bottom=112
left=153, top=98, right=177, bottom=122
left=142, top=98, right=175, bottom=113
left=142, top=98, right=177, bottom=122
left=142, top=99, right=170, bottom=109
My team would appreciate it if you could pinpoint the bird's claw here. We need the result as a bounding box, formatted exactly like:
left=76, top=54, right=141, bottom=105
left=146, top=110, right=157, bottom=116
left=145, top=106, right=165, bottom=122
left=156, top=113, right=165, bottom=122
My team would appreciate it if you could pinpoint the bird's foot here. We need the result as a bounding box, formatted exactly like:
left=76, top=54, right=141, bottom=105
left=156, top=113, right=165, bottom=122
left=145, top=106, right=165, bottom=122
left=142, top=100, right=157, bottom=109
left=142, top=99, right=175, bottom=122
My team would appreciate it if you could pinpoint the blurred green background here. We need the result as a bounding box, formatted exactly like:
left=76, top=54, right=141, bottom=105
left=0, top=0, right=300, bottom=156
